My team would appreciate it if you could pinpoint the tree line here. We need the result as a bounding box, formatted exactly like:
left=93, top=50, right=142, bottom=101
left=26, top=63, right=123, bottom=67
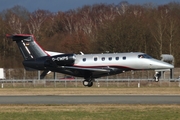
left=0, top=1, right=180, bottom=68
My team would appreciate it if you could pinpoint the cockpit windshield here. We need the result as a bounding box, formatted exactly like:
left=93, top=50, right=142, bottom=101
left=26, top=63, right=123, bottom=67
left=138, top=54, right=152, bottom=59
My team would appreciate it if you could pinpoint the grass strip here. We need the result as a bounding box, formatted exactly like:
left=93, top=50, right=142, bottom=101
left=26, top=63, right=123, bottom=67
left=0, top=87, right=180, bottom=95
left=0, top=104, right=180, bottom=120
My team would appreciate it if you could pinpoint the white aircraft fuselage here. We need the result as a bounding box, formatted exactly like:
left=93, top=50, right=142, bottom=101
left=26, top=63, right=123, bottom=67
left=73, top=53, right=172, bottom=70
left=7, top=34, right=174, bottom=87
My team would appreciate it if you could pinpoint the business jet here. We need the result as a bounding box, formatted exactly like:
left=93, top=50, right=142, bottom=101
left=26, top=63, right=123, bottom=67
left=7, top=34, right=174, bottom=87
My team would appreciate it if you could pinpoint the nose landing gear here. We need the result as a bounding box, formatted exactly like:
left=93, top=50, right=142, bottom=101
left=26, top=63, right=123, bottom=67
left=154, top=71, right=161, bottom=82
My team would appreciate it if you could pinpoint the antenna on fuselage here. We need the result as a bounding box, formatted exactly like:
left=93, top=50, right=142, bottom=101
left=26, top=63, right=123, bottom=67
left=80, top=51, right=84, bottom=55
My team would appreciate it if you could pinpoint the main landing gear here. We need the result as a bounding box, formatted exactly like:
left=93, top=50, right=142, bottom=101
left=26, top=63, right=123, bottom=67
left=83, top=79, right=94, bottom=87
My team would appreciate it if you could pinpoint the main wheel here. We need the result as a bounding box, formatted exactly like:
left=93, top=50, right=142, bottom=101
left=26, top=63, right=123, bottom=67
left=83, top=80, right=93, bottom=87
left=83, top=80, right=89, bottom=86
left=87, top=81, right=93, bottom=87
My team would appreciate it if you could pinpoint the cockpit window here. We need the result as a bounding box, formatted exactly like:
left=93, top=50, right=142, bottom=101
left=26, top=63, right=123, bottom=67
left=138, top=54, right=152, bottom=59
left=138, top=55, right=144, bottom=58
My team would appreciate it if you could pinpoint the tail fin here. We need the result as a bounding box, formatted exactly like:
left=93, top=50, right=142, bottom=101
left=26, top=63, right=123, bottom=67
left=7, top=34, right=48, bottom=60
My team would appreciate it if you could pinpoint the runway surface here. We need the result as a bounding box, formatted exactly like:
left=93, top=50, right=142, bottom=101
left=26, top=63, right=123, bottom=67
left=0, top=95, right=180, bottom=104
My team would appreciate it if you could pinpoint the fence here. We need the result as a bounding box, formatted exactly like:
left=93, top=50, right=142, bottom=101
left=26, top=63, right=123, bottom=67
left=4, top=68, right=180, bottom=79
left=1, top=68, right=180, bottom=88
left=0, top=79, right=180, bottom=88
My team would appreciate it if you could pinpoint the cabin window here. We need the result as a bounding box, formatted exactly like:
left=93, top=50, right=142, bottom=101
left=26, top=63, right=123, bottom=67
left=116, top=57, right=119, bottom=60
left=94, top=57, right=98, bottom=61
left=82, top=58, right=86, bottom=62
left=122, top=56, right=126, bottom=60
left=102, top=57, right=105, bottom=61
left=109, top=57, right=112, bottom=61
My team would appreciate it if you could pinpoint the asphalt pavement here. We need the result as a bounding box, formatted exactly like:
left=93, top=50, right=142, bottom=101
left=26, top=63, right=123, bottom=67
left=0, top=95, right=180, bottom=104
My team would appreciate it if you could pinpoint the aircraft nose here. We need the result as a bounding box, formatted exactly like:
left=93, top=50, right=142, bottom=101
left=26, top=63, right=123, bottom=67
left=160, top=62, right=174, bottom=69
left=151, top=60, right=174, bottom=69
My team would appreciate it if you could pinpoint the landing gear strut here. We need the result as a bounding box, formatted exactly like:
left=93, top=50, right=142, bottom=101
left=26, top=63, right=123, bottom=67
left=154, top=71, right=161, bottom=82
left=83, top=79, right=94, bottom=87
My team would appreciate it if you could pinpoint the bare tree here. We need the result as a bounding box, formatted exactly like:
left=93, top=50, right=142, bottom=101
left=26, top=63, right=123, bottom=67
left=62, top=10, right=76, bottom=34
left=166, top=18, right=177, bottom=55
left=8, top=13, right=24, bottom=34
left=149, top=6, right=168, bottom=56
left=27, top=10, right=49, bottom=39
left=2, top=5, right=29, bottom=34
left=116, top=1, right=129, bottom=15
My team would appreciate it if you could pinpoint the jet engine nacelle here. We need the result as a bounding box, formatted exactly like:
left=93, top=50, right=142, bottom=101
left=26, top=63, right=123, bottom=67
left=51, top=54, right=76, bottom=66
left=23, top=54, right=76, bottom=70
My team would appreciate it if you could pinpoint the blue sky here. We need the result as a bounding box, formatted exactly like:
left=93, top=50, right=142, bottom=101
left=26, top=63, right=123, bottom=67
left=0, top=0, right=178, bottom=12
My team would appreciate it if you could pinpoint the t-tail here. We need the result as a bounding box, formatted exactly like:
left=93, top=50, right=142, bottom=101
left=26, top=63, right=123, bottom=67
left=6, top=34, right=49, bottom=78
left=7, top=34, right=75, bottom=79
left=6, top=34, right=48, bottom=60
left=6, top=34, right=51, bottom=79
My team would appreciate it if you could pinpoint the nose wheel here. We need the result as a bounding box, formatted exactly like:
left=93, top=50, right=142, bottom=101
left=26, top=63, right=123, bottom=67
left=83, top=80, right=93, bottom=87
